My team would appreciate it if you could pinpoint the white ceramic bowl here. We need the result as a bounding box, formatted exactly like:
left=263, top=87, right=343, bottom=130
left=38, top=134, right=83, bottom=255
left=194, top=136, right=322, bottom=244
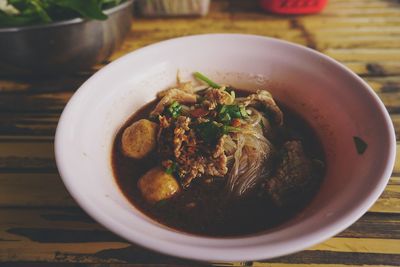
left=55, top=34, right=396, bottom=261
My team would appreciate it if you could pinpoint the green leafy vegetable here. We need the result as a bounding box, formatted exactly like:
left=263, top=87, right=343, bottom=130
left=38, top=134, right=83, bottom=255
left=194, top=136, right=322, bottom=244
left=0, top=0, right=123, bottom=27
left=353, top=136, right=368, bottom=155
left=194, top=72, right=221, bottom=88
left=196, top=121, right=239, bottom=143
left=222, top=125, right=240, bottom=134
left=239, top=106, right=249, bottom=118
left=30, top=0, right=51, bottom=22
left=167, top=101, right=182, bottom=118
left=218, top=104, right=248, bottom=124
left=165, top=162, right=177, bottom=175
left=52, top=0, right=107, bottom=20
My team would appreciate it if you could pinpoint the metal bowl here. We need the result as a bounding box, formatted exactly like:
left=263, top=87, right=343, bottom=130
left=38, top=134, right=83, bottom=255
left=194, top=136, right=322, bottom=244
left=0, top=0, right=133, bottom=75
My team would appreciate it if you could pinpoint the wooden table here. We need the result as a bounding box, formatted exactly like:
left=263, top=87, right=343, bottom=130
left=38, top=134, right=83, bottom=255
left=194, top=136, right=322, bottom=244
left=1, top=0, right=399, bottom=266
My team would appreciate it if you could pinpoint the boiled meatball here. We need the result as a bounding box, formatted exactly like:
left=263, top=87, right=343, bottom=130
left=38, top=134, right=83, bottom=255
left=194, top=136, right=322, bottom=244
left=121, top=119, right=158, bottom=159
left=137, top=167, right=181, bottom=203
left=265, top=141, right=323, bottom=207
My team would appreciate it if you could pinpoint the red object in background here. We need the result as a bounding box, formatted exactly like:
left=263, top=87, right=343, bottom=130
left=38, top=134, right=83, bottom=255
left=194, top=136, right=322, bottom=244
left=260, top=0, right=328, bottom=15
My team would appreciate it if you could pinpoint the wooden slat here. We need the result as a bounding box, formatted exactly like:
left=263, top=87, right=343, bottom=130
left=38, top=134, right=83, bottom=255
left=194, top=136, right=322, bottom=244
left=315, top=36, right=400, bottom=49
left=109, top=19, right=306, bottom=61
left=0, top=141, right=55, bottom=171
left=0, top=173, right=74, bottom=207
left=300, top=17, right=400, bottom=29
left=253, top=265, right=397, bottom=267
left=259, top=251, right=400, bottom=266
left=324, top=49, right=400, bottom=62
left=311, top=26, right=400, bottom=37
left=327, top=1, right=399, bottom=9
left=0, top=209, right=398, bottom=264
left=0, top=0, right=399, bottom=265
left=376, top=91, right=400, bottom=113
left=0, top=113, right=58, bottom=138
left=0, top=92, right=72, bottom=113
left=310, top=238, right=400, bottom=254
left=2, top=241, right=399, bottom=265
left=391, top=115, right=400, bottom=140
left=0, top=75, right=87, bottom=93
left=323, top=8, right=400, bottom=17
left=345, top=62, right=400, bottom=76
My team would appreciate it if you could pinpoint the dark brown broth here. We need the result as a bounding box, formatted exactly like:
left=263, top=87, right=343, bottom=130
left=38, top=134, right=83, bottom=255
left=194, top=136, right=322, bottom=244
left=112, top=94, right=325, bottom=237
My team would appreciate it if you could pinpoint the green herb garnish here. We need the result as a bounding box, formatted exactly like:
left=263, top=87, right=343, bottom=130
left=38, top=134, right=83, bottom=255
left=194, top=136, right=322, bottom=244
left=196, top=121, right=239, bottom=143
left=353, top=136, right=368, bottom=155
left=167, top=101, right=182, bottom=118
left=194, top=72, right=221, bottom=88
left=218, top=104, right=248, bottom=124
left=239, top=106, right=249, bottom=118
left=222, top=125, right=240, bottom=134
left=165, top=162, right=178, bottom=175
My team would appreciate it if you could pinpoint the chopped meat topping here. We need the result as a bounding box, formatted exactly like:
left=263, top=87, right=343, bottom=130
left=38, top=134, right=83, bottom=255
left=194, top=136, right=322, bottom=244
left=241, top=90, right=283, bottom=126
left=158, top=115, right=170, bottom=128
left=158, top=113, right=228, bottom=187
left=203, top=88, right=234, bottom=110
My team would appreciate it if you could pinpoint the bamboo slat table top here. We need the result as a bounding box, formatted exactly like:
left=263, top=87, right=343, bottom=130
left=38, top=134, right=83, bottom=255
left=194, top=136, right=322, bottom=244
left=1, top=0, right=400, bottom=266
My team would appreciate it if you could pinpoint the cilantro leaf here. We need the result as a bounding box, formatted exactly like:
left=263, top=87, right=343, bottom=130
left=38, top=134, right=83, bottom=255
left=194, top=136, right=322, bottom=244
left=167, top=101, right=182, bottom=118
left=218, top=104, right=248, bottom=124
left=165, top=162, right=177, bottom=175
left=196, top=121, right=240, bottom=143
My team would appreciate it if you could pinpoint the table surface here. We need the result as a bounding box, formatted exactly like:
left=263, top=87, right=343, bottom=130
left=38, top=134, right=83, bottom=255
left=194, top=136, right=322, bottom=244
left=1, top=0, right=400, bottom=266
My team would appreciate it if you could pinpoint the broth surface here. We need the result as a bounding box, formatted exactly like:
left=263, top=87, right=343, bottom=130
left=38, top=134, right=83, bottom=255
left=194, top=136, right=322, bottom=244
left=112, top=92, right=325, bottom=237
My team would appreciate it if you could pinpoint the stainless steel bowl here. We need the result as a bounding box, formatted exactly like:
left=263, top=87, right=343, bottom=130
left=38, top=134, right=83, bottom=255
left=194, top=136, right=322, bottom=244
left=0, top=0, right=133, bottom=75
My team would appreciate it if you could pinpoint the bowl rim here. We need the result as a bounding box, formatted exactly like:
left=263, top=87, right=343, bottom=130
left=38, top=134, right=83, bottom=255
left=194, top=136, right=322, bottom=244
left=55, top=33, right=396, bottom=262
left=0, top=0, right=133, bottom=33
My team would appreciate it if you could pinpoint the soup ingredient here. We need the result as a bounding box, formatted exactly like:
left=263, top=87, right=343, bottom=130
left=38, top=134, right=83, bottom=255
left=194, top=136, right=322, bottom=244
left=137, top=167, right=181, bottom=203
left=265, top=141, right=323, bottom=207
left=240, top=90, right=284, bottom=126
left=112, top=72, right=326, bottom=236
left=224, top=116, right=275, bottom=197
left=158, top=114, right=229, bottom=187
left=121, top=119, right=157, bottom=159
left=151, top=88, right=197, bottom=116
left=194, top=71, right=221, bottom=88
left=0, top=0, right=124, bottom=27
left=353, top=136, right=368, bottom=155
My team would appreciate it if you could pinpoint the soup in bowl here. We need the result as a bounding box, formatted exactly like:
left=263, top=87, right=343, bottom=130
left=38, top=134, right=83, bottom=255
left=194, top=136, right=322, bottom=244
left=55, top=34, right=395, bottom=261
